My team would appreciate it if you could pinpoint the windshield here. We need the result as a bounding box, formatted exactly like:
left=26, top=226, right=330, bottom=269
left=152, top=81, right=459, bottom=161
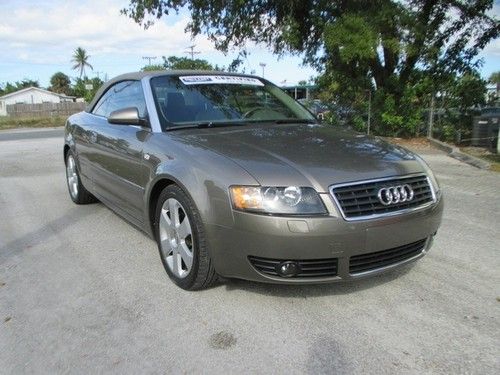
left=150, top=75, right=315, bottom=130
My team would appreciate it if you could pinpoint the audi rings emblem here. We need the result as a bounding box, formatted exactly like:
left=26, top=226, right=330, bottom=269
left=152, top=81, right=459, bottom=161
left=377, top=185, right=414, bottom=206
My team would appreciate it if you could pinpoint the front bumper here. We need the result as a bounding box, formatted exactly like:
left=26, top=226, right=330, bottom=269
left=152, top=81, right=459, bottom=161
left=206, top=197, right=443, bottom=284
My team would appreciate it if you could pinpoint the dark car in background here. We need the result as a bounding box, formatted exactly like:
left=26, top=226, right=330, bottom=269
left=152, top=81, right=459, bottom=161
left=64, top=71, right=443, bottom=290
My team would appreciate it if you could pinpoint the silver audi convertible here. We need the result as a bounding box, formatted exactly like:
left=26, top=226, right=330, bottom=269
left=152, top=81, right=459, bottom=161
left=64, top=71, right=443, bottom=290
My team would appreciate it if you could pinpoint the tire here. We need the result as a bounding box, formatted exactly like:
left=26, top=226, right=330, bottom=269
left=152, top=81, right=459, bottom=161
left=65, top=151, right=97, bottom=205
left=154, top=185, right=218, bottom=290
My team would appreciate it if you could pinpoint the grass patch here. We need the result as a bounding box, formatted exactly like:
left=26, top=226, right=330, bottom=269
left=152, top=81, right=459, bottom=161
left=0, top=116, right=66, bottom=131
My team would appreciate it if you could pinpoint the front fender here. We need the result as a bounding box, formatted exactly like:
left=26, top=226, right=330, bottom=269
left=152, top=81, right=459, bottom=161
left=143, top=134, right=259, bottom=237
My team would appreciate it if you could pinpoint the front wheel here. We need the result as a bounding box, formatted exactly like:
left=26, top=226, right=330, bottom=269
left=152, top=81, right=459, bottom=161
left=65, top=151, right=97, bottom=204
left=155, top=185, right=218, bottom=290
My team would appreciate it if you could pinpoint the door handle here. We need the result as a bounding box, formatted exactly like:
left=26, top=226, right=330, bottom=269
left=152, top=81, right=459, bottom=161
left=89, top=131, right=97, bottom=143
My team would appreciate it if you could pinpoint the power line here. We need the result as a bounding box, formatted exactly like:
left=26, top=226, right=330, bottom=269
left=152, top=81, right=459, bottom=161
left=184, top=45, right=200, bottom=60
left=142, top=56, right=157, bottom=65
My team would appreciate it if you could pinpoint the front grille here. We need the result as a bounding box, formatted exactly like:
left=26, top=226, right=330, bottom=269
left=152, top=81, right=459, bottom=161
left=349, top=239, right=427, bottom=274
left=330, top=174, right=434, bottom=220
left=248, top=256, right=338, bottom=278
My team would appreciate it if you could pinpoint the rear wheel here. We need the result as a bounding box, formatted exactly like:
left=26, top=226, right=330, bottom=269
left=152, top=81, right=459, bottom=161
left=155, top=185, right=218, bottom=290
left=65, top=151, right=96, bottom=204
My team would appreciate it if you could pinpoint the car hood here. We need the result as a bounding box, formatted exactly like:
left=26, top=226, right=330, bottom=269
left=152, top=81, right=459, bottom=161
left=177, top=123, right=424, bottom=192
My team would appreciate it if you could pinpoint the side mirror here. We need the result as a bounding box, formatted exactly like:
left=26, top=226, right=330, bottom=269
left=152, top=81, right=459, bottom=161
left=108, top=107, right=147, bottom=126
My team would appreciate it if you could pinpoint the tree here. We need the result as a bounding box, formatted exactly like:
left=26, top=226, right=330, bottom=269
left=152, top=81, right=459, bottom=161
left=226, top=50, right=249, bottom=73
left=123, top=0, right=498, bottom=136
left=429, top=71, right=487, bottom=142
left=163, top=56, right=215, bottom=70
left=72, top=77, right=103, bottom=102
left=489, top=71, right=500, bottom=102
left=0, top=79, right=40, bottom=96
left=451, top=72, right=487, bottom=111
left=141, top=54, right=247, bottom=73
left=72, top=47, right=93, bottom=78
left=49, top=72, right=71, bottom=95
left=140, top=56, right=218, bottom=71
left=489, top=71, right=500, bottom=86
left=16, top=79, right=40, bottom=89
left=141, top=64, right=166, bottom=72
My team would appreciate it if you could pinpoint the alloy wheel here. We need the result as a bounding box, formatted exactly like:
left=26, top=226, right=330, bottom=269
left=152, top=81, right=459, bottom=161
left=66, top=155, right=79, bottom=199
left=159, top=198, right=194, bottom=278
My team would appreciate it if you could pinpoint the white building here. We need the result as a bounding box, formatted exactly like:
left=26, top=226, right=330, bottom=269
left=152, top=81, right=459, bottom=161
left=0, top=87, right=75, bottom=116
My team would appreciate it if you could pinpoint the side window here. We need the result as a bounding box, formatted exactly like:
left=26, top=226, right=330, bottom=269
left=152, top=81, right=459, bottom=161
left=92, top=90, right=111, bottom=117
left=92, top=81, right=146, bottom=118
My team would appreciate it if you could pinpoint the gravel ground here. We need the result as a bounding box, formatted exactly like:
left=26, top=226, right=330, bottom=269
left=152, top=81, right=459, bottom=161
left=0, top=133, right=499, bottom=374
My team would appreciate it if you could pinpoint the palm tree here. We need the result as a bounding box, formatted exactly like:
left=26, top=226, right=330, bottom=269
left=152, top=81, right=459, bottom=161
left=71, top=47, right=93, bottom=78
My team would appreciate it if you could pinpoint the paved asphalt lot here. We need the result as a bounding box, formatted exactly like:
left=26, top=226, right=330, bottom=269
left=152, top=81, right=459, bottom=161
left=0, top=129, right=499, bottom=374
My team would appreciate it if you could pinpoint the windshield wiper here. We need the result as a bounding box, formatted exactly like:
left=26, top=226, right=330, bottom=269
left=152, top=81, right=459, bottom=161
left=272, top=118, right=317, bottom=124
left=165, top=118, right=316, bottom=131
left=165, top=121, right=246, bottom=131
left=195, top=121, right=247, bottom=128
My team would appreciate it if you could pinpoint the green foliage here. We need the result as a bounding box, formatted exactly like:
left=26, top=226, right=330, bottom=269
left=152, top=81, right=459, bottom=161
left=489, top=71, right=500, bottom=84
left=0, top=79, right=40, bottom=96
left=141, top=56, right=219, bottom=71
left=72, top=77, right=103, bottom=102
left=433, top=72, right=486, bottom=143
left=49, top=72, right=71, bottom=95
left=163, top=56, right=215, bottom=70
left=324, top=15, right=377, bottom=63
left=141, top=64, right=166, bottom=71
left=140, top=54, right=249, bottom=73
left=0, top=116, right=66, bottom=130
left=450, top=72, right=487, bottom=111
left=72, top=47, right=93, bottom=78
left=226, top=50, right=249, bottom=73
left=123, top=0, right=498, bottom=138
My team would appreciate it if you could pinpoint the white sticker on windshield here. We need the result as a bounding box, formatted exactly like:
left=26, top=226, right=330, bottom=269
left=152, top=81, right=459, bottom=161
left=179, top=75, right=264, bottom=86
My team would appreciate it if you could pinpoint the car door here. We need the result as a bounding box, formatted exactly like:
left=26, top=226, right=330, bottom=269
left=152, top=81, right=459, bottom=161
left=88, top=80, right=150, bottom=224
left=72, top=90, right=112, bottom=184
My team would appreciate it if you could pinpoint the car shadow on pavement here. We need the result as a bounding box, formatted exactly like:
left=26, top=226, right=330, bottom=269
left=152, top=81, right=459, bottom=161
left=222, top=264, right=415, bottom=297
left=0, top=205, right=96, bottom=264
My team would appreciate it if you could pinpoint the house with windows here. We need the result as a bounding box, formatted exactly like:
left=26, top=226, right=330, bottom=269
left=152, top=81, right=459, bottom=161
left=0, top=87, right=75, bottom=116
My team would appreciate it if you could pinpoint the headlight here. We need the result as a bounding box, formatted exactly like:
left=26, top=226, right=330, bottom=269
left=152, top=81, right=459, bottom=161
left=229, top=186, right=327, bottom=215
left=415, top=155, right=441, bottom=196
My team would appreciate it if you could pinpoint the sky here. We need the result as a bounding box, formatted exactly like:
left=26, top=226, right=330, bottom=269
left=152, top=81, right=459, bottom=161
left=0, top=0, right=498, bottom=88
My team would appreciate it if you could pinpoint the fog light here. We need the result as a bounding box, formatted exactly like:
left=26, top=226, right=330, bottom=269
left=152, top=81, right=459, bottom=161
left=277, top=261, right=300, bottom=277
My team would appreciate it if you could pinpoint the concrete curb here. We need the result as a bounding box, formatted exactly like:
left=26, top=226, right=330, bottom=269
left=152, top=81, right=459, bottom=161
left=428, top=137, right=491, bottom=170
left=0, top=127, right=64, bottom=142
left=0, top=126, right=64, bottom=133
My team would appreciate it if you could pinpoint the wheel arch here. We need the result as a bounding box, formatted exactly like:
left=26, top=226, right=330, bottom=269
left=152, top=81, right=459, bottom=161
left=63, top=144, right=70, bottom=164
left=146, top=175, right=196, bottom=238
left=148, top=177, right=175, bottom=236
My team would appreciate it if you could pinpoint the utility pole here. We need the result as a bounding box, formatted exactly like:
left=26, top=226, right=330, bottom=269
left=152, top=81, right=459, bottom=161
left=259, top=62, right=266, bottom=78
left=428, top=93, right=435, bottom=138
left=142, top=56, right=157, bottom=66
left=184, top=45, right=200, bottom=60
left=366, top=90, right=372, bottom=135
